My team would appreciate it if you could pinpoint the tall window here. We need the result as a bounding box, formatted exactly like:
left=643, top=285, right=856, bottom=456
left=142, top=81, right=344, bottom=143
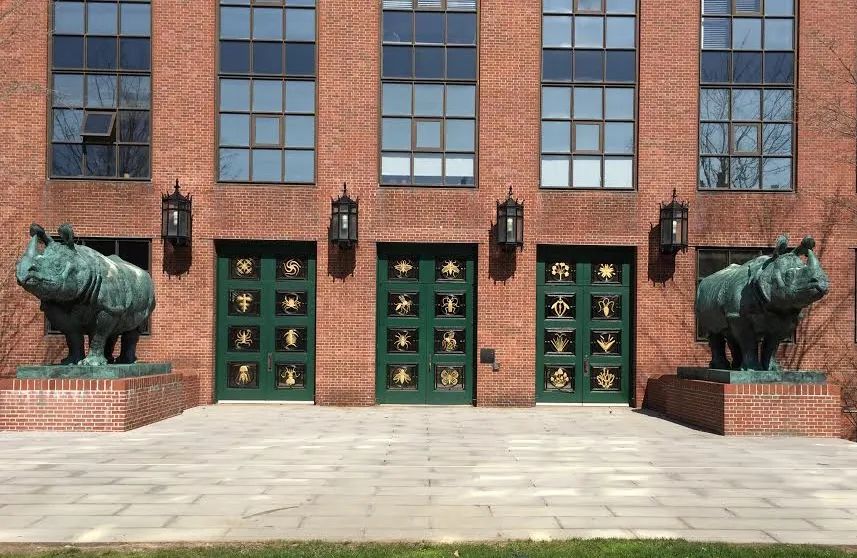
left=540, top=0, right=637, bottom=189
left=50, top=1, right=152, bottom=179
left=218, top=0, right=316, bottom=183
left=699, top=0, right=796, bottom=190
left=381, top=0, right=477, bottom=187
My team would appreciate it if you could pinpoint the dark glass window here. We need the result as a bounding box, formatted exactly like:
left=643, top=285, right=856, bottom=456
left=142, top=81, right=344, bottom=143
left=50, top=1, right=151, bottom=179
left=699, top=0, right=795, bottom=191
left=541, top=1, right=637, bottom=189
left=381, top=0, right=477, bottom=187
left=218, top=0, right=316, bottom=183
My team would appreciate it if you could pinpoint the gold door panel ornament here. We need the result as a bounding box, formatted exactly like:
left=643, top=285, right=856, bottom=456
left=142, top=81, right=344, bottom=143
left=545, top=329, right=575, bottom=354
left=545, top=294, right=575, bottom=319
left=277, top=258, right=307, bottom=280
left=387, top=328, right=419, bottom=353
left=435, top=329, right=465, bottom=353
left=228, top=362, right=258, bottom=389
left=276, top=363, right=306, bottom=389
left=593, top=262, right=622, bottom=283
left=435, top=293, right=465, bottom=317
left=276, top=291, right=308, bottom=316
left=388, top=292, right=419, bottom=317
left=436, top=259, right=465, bottom=281
left=389, top=259, right=418, bottom=280
left=275, top=327, right=308, bottom=352
left=590, top=366, right=621, bottom=391
left=387, top=364, right=418, bottom=390
left=435, top=365, right=464, bottom=391
left=230, top=257, right=260, bottom=279
left=546, top=261, right=574, bottom=283
left=591, top=330, right=621, bottom=355
left=591, top=295, right=620, bottom=320
left=228, top=289, right=260, bottom=316
left=545, top=366, right=574, bottom=392
left=229, top=326, right=260, bottom=352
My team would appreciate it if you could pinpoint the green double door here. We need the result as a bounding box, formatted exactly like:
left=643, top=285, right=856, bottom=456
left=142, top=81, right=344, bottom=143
left=216, top=242, right=315, bottom=401
left=536, top=247, right=632, bottom=404
left=376, top=245, right=476, bottom=404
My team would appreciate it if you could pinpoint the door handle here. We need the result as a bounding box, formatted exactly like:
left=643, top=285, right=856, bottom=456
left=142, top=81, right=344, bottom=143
left=583, top=356, right=590, bottom=376
left=267, top=352, right=273, bottom=373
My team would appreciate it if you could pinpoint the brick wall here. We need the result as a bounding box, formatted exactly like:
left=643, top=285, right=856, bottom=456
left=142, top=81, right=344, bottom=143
left=0, top=374, right=184, bottom=431
left=0, top=1, right=855, bottom=411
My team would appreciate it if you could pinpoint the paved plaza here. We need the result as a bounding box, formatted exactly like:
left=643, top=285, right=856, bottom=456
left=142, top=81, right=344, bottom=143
left=0, top=405, right=856, bottom=545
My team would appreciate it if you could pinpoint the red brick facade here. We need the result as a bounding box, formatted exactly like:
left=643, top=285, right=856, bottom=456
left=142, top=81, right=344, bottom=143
left=0, top=2, right=855, bottom=424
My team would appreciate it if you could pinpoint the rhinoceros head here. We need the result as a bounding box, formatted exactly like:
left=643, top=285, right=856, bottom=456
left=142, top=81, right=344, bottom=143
left=16, top=223, right=92, bottom=302
left=755, top=235, right=829, bottom=311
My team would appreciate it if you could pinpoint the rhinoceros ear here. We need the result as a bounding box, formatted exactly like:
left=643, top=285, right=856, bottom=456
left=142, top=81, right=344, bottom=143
left=57, top=223, right=76, bottom=249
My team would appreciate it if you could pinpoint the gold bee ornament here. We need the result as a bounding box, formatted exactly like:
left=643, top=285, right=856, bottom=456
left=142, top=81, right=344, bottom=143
left=392, top=367, right=412, bottom=386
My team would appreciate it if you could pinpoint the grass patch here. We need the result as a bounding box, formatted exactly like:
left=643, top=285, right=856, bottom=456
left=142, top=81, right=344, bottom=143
left=0, top=540, right=853, bottom=558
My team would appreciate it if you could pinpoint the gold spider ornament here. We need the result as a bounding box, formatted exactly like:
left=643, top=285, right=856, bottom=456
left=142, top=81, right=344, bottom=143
left=394, top=331, right=412, bottom=351
left=234, top=329, right=254, bottom=350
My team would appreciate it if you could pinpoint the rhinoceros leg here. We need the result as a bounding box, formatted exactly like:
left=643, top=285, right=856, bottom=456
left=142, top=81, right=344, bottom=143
left=708, top=333, right=730, bottom=370
left=117, top=329, right=140, bottom=364
left=78, top=312, right=117, bottom=366
left=60, top=333, right=85, bottom=365
left=104, top=335, right=119, bottom=364
left=726, top=335, right=742, bottom=370
left=760, top=336, right=780, bottom=371
left=730, top=319, right=760, bottom=370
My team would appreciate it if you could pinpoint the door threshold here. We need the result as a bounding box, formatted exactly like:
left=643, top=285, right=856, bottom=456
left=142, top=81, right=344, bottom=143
left=536, top=402, right=630, bottom=407
left=378, top=404, right=474, bottom=407
left=217, top=400, right=315, bottom=405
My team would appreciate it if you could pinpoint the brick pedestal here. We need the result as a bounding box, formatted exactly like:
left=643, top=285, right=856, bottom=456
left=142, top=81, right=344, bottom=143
left=646, top=375, right=842, bottom=437
left=0, top=374, right=184, bottom=432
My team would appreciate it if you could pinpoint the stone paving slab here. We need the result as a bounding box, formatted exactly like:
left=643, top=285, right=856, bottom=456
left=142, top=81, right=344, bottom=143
left=0, top=405, right=856, bottom=545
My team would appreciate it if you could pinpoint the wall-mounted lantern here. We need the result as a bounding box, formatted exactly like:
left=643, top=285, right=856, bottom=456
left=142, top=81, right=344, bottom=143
left=659, top=188, right=689, bottom=255
left=329, top=183, right=358, bottom=249
left=161, top=179, right=192, bottom=246
left=496, top=186, right=524, bottom=251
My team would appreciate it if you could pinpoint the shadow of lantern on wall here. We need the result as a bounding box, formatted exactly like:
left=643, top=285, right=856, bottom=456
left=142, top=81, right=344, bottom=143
left=496, top=186, right=524, bottom=251
left=659, top=188, right=689, bottom=255
left=162, top=179, right=192, bottom=247
left=329, top=183, right=358, bottom=249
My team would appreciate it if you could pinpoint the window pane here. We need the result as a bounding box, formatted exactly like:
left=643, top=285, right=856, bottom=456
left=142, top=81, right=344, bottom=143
left=445, top=155, right=474, bottom=186
left=286, top=8, right=315, bottom=41
left=118, top=110, right=149, bottom=142
left=383, top=83, right=412, bottom=115
left=221, top=79, right=250, bottom=111
left=382, top=153, right=411, bottom=184
left=762, top=157, right=791, bottom=189
left=764, top=52, right=793, bottom=83
left=384, top=11, right=412, bottom=42
left=119, top=75, right=151, bottom=108
left=543, top=50, right=572, bottom=81
left=604, top=122, right=633, bottom=153
left=285, top=150, right=314, bottom=182
left=84, top=144, right=115, bottom=177
left=252, top=149, right=282, bottom=182
left=415, top=84, right=443, bottom=116
left=120, top=37, right=150, bottom=71
left=286, top=43, right=315, bottom=75
left=541, top=156, right=570, bottom=187
left=447, top=47, right=476, bottom=79
left=86, top=75, right=117, bottom=108
left=446, top=85, right=475, bottom=116
left=221, top=114, right=250, bottom=146
left=414, top=154, right=442, bottom=185
left=543, top=16, right=572, bottom=48
left=87, top=3, right=117, bottom=35
left=701, top=18, right=729, bottom=49
left=221, top=7, right=250, bottom=39
left=573, top=156, right=601, bottom=188
left=415, top=46, right=444, bottom=78
left=735, top=0, right=761, bottom=13
left=698, top=250, right=728, bottom=279
left=415, top=120, right=441, bottom=149
left=573, top=87, right=602, bottom=118
left=606, top=0, right=635, bottom=13
left=699, top=156, right=729, bottom=188
left=254, top=42, right=283, bottom=74
left=700, top=123, right=727, bottom=154
left=702, top=0, right=729, bottom=14
left=383, top=46, right=412, bottom=78
left=285, top=115, right=314, bottom=147
left=733, top=124, right=759, bottom=153
left=254, top=8, right=283, bottom=40
left=87, top=37, right=117, bottom=69
left=118, top=146, right=149, bottom=178
left=251, top=80, right=281, bottom=112
left=574, top=50, right=603, bottom=81
left=53, top=109, right=83, bottom=142
left=733, top=19, right=761, bottom=50
left=574, top=16, right=604, bottom=48
left=52, top=144, right=83, bottom=176
left=732, top=89, right=760, bottom=120
left=285, top=81, right=315, bottom=113
left=765, top=0, right=793, bottom=15
left=604, top=157, right=633, bottom=188
left=733, top=52, right=762, bottom=83
left=55, top=2, right=85, bottom=34
left=544, top=0, right=572, bottom=13
left=605, top=87, right=633, bottom=119
left=763, top=89, right=792, bottom=121
left=382, top=118, right=411, bottom=150
left=117, top=241, right=149, bottom=270
left=53, top=36, right=84, bottom=68
left=701, top=51, right=730, bottom=83
left=605, top=17, right=635, bottom=48
left=606, top=50, right=635, bottom=82
left=221, top=41, right=251, bottom=73
left=120, top=3, right=151, bottom=36
left=578, top=0, right=601, bottom=11
left=445, top=119, right=475, bottom=151
left=700, top=88, right=729, bottom=120
left=542, top=121, right=571, bottom=152
left=763, top=123, right=791, bottom=154
left=447, top=13, right=476, bottom=45
left=53, top=74, right=84, bottom=107
left=415, top=12, right=444, bottom=44
left=574, top=123, right=600, bottom=151
left=542, top=87, right=571, bottom=118
left=765, top=19, right=792, bottom=50
left=220, top=148, right=250, bottom=181
left=731, top=157, right=760, bottom=189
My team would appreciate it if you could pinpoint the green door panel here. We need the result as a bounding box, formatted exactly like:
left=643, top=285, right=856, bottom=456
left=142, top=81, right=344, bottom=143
left=216, top=242, right=316, bottom=401
left=536, top=247, right=632, bottom=404
left=376, top=244, right=476, bottom=405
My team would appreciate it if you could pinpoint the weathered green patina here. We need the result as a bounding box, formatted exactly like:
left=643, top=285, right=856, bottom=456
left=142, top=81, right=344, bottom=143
left=15, top=224, right=156, bottom=366
left=17, top=362, right=171, bottom=379
left=696, top=235, right=829, bottom=371
left=677, top=366, right=827, bottom=384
